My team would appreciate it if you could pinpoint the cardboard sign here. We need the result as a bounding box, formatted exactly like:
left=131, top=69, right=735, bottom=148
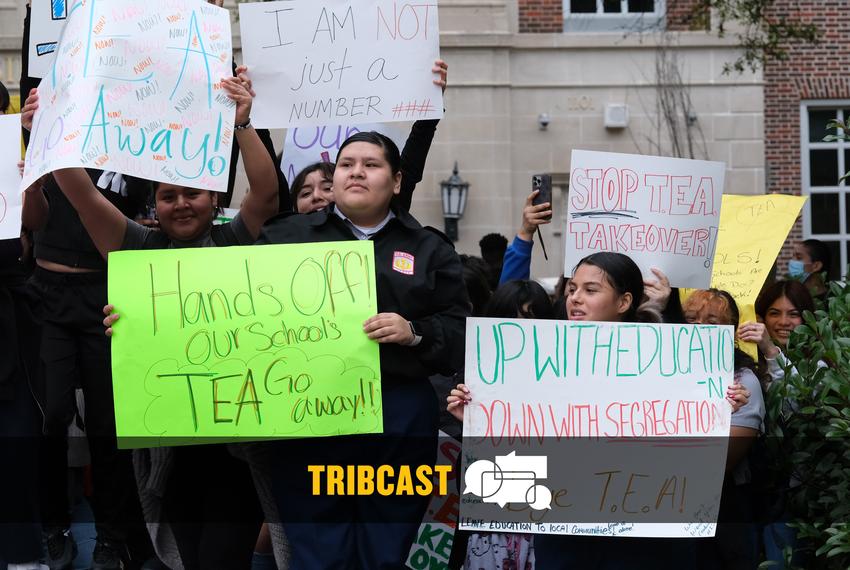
left=459, top=318, right=733, bottom=538
left=281, top=122, right=408, bottom=184
left=681, top=194, right=807, bottom=359
left=28, top=0, right=71, bottom=79
left=22, top=0, right=235, bottom=193
left=0, top=115, right=23, bottom=239
left=565, top=150, right=725, bottom=288
left=107, top=241, right=382, bottom=448
left=238, top=0, right=443, bottom=128
left=711, top=194, right=807, bottom=303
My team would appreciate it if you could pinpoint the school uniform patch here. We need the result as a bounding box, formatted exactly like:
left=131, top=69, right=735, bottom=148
left=392, top=251, right=415, bottom=275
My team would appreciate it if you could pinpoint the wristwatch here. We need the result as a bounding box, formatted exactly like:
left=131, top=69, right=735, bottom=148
left=235, top=119, right=252, bottom=130
left=407, top=321, right=423, bottom=347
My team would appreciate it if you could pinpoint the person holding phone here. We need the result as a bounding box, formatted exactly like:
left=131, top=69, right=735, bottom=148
left=499, top=177, right=554, bottom=284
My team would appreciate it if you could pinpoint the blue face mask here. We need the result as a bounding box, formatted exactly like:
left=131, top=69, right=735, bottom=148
left=788, top=260, right=809, bottom=282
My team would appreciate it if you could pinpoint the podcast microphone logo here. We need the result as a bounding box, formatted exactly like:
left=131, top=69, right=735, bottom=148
left=463, top=451, right=552, bottom=510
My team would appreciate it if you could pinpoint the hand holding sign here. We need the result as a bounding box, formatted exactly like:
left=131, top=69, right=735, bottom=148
left=21, top=89, right=38, bottom=132
left=459, top=318, right=735, bottom=537
left=108, top=241, right=382, bottom=447
left=221, top=68, right=253, bottom=126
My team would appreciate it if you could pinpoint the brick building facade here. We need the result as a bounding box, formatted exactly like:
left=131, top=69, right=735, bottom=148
left=518, top=0, right=706, bottom=33
left=765, top=0, right=850, bottom=278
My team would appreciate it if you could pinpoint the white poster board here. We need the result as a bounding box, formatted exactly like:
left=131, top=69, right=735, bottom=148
left=239, top=0, right=443, bottom=128
left=22, top=0, right=235, bottom=193
left=459, top=318, right=733, bottom=538
left=0, top=115, right=23, bottom=239
left=28, top=0, right=72, bottom=79
left=565, top=150, right=725, bottom=288
left=281, top=122, right=408, bottom=184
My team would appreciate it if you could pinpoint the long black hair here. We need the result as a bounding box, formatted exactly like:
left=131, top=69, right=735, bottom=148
left=802, top=239, right=833, bottom=281
left=289, top=161, right=335, bottom=213
left=460, top=255, right=492, bottom=317
left=573, top=252, right=659, bottom=323
left=755, top=279, right=815, bottom=319
left=486, top=280, right=553, bottom=319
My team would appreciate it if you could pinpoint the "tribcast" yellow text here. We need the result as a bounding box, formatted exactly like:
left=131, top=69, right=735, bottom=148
left=307, top=465, right=453, bottom=496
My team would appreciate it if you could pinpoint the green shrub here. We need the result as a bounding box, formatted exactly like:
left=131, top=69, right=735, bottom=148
left=765, top=279, right=850, bottom=568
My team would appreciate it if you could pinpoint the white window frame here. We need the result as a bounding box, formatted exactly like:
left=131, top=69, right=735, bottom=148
left=799, top=101, right=850, bottom=278
left=563, top=0, right=666, bottom=32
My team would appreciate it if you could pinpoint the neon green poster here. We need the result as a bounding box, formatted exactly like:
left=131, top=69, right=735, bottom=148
left=107, top=241, right=382, bottom=448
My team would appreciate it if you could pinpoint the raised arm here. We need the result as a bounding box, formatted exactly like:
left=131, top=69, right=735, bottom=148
left=499, top=190, right=551, bottom=285
left=396, top=59, right=447, bottom=212
left=226, top=67, right=278, bottom=240
left=52, top=168, right=128, bottom=258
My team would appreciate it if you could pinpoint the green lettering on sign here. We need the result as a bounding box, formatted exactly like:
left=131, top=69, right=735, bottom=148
left=108, top=241, right=381, bottom=448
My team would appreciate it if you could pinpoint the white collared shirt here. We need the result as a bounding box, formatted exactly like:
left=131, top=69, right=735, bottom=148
left=333, top=208, right=395, bottom=240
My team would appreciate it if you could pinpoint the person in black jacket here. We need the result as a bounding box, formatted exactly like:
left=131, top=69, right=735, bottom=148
left=20, top=114, right=154, bottom=570
left=258, top=131, right=469, bottom=569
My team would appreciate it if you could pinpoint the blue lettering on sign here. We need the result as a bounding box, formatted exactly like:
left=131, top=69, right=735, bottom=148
left=82, top=85, right=110, bottom=154
left=82, top=0, right=151, bottom=82
left=78, top=86, right=225, bottom=180
left=168, top=10, right=216, bottom=109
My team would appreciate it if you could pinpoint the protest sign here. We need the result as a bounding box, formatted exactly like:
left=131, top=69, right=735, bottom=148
left=459, top=318, right=734, bottom=538
left=22, top=0, right=235, bottom=193
left=281, top=122, right=407, bottom=184
left=107, top=241, right=382, bottom=448
left=681, top=194, right=807, bottom=359
left=711, top=194, right=807, bottom=303
left=565, top=150, right=725, bottom=288
left=28, top=0, right=70, bottom=79
left=406, top=433, right=461, bottom=570
left=238, top=0, right=443, bottom=128
left=0, top=115, right=23, bottom=239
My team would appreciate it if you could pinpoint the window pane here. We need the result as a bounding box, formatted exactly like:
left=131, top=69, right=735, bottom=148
left=845, top=149, right=850, bottom=184
left=846, top=193, right=850, bottom=233
left=628, top=0, right=655, bottom=12
left=810, top=193, right=840, bottom=234
left=823, top=240, right=841, bottom=281
left=603, top=0, right=620, bottom=12
left=571, top=0, right=597, bottom=13
left=810, top=149, right=839, bottom=186
left=809, top=109, right=838, bottom=142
